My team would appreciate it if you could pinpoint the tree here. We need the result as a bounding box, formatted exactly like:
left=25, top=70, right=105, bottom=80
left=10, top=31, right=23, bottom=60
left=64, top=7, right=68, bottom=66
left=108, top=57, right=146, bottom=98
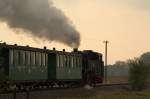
left=128, top=59, right=149, bottom=91
left=139, top=52, right=150, bottom=80
left=140, top=52, right=150, bottom=65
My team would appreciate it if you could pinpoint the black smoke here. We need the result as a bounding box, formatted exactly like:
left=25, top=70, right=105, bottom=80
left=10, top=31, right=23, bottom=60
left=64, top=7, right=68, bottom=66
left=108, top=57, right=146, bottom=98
left=0, top=0, right=80, bottom=48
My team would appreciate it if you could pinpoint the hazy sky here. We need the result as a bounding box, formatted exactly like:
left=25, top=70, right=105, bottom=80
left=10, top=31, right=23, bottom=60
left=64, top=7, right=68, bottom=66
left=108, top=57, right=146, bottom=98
left=0, top=0, right=150, bottom=64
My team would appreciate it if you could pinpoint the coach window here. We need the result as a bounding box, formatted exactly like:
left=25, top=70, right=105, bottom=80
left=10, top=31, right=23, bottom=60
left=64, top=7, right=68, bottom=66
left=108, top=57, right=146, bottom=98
left=12, top=50, right=16, bottom=65
left=45, top=54, right=48, bottom=66
left=57, top=55, right=59, bottom=68
left=66, top=55, right=67, bottom=67
left=66, top=55, right=69, bottom=68
left=62, top=55, right=64, bottom=68
left=66, top=55, right=68, bottom=68
left=35, top=52, right=37, bottom=65
left=22, top=51, right=25, bottom=65
left=42, top=53, right=45, bottom=66
left=19, top=51, right=22, bottom=65
left=59, top=55, right=63, bottom=68
left=26, top=51, right=30, bottom=65
left=75, top=57, right=77, bottom=68
left=77, top=57, right=79, bottom=67
left=68, top=56, right=70, bottom=67
left=35, top=52, right=38, bottom=65
left=66, top=55, right=68, bottom=67
left=78, top=57, right=80, bottom=68
left=63, top=55, right=65, bottom=67
left=15, top=50, right=19, bottom=65
left=60, top=55, right=64, bottom=68
left=31, top=52, right=35, bottom=65
left=76, top=56, right=78, bottom=68
left=41, top=53, right=45, bottom=66
left=14, top=50, right=17, bottom=65
left=36, top=52, right=41, bottom=66
left=71, top=56, right=73, bottom=68
left=72, top=56, right=74, bottom=68
left=59, top=55, right=61, bottom=68
left=66, top=55, right=69, bottom=67
left=19, top=51, right=24, bottom=65
left=70, top=56, right=72, bottom=68
left=17, top=50, right=19, bottom=65
left=77, top=57, right=80, bottom=68
left=76, top=57, right=78, bottom=68
left=60, top=55, right=63, bottom=68
left=79, top=57, right=82, bottom=67
left=68, top=55, right=70, bottom=68
left=69, top=56, right=72, bottom=68
left=18, top=51, right=21, bottom=65
left=10, top=50, right=14, bottom=65
left=64, top=55, right=67, bottom=67
left=39, top=53, right=42, bottom=66
left=79, top=57, right=82, bottom=68
left=63, top=55, right=66, bottom=68
left=74, top=56, right=77, bottom=68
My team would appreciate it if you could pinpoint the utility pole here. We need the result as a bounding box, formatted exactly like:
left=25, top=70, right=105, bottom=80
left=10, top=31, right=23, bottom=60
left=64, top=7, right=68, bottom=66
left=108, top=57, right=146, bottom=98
left=103, top=40, right=109, bottom=83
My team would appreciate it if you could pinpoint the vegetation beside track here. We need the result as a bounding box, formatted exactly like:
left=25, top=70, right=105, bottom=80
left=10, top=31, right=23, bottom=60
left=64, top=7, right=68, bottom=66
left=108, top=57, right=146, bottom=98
left=77, top=91, right=150, bottom=99
left=0, top=83, right=150, bottom=99
left=107, top=76, right=128, bottom=84
left=41, top=86, right=150, bottom=99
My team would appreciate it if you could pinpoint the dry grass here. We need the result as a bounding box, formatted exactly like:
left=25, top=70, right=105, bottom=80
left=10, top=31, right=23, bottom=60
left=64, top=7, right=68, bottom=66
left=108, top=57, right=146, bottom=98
left=107, top=76, right=128, bottom=84
left=1, top=76, right=150, bottom=99
left=48, top=88, right=150, bottom=99
left=1, top=88, right=150, bottom=99
left=37, top=90, right=150, bottom=99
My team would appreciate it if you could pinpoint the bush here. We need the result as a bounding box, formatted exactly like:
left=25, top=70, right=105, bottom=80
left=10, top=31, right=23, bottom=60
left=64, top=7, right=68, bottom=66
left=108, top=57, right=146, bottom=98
left=128, top=59, right=149, bottom=91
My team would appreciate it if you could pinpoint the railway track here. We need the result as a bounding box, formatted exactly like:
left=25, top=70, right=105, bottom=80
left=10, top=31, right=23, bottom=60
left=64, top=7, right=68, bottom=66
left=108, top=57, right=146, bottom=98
left=0, top=83, right=129, bottom=94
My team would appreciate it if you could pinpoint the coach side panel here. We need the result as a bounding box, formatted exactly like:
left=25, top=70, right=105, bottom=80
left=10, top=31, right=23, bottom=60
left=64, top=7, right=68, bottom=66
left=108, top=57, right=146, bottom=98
left=9, top=49, right=48, bottom=81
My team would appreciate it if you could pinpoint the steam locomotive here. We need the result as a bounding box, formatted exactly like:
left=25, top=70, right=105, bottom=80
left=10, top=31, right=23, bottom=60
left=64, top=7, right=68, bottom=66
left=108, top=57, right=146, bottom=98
left=0, top=43, right=104, bottom=90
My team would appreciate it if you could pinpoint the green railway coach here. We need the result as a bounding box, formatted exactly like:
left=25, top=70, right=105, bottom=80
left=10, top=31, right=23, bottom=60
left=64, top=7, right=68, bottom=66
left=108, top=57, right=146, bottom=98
left=0, top=44, right=48, bottom=81
left=0, top=43, right=104, bottom=88
left=48, top=51, right=82, bottom=80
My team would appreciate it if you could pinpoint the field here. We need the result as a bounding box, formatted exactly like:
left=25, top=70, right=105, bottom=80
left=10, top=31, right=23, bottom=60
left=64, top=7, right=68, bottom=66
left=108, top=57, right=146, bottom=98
left=65, top=91, right=150, bottom=99
left=54, top=90, right=150, bottom=99
left=1, top=83, right=150, bottom=99
left=107, top=76, right=128, bottom=84
left=1, top=76, right=150, bottom=99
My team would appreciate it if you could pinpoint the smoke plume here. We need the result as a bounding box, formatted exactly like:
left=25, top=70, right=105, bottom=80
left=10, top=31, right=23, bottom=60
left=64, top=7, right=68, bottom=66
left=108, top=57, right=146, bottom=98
left=0, top=0, right=80, bottom=48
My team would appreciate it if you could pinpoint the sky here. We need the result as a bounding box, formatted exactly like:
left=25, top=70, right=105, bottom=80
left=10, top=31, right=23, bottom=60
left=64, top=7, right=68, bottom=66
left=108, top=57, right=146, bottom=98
left=0, top=0, right=150, bottom=64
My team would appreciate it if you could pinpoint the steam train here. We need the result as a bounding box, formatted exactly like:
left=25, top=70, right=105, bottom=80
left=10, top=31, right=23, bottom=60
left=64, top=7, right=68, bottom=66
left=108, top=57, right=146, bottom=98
left=0, top=43, right=104, bottom=90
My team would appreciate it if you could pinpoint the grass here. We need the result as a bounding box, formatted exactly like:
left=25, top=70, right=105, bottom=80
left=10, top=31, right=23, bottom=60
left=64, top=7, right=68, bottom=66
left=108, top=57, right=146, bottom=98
left=1, top=76, right=150, bottom=99
left=49, top=77, right=150, bottom=99
left=107, top=76, right=128, bottom=83
left=91, top=91, right=150, bottom=99
left=52, top=91, right=150, bottom=99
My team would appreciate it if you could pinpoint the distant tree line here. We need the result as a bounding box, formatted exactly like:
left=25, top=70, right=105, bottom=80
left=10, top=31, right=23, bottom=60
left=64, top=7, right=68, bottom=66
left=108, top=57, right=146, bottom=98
left=107, top=52, right=150, bottom=77
left=107, top=52, right=150, bottom=91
